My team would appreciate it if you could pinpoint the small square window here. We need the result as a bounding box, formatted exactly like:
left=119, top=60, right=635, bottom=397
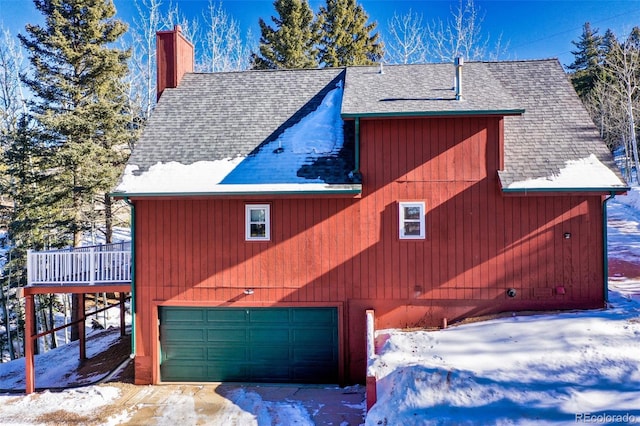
left=246, top=204, right=270, bottom=241
left=399, top=202, right=425, bottom=239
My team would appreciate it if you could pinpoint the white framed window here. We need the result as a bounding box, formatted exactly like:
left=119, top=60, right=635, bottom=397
left=399, top=202, right=425, bottom=239
left=245, top=204, right=270, bottom=241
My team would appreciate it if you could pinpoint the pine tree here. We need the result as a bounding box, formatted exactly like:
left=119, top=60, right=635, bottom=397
left=18, top=0, right=133, bottom=247
left=567, top=22, right=605, bottom=99
left=16, top=0, right=133, bottom=342
left=316, top=0, right=383, bottom=67
left=251, top=0, right=318, bottom=69
left=601, top=28, right=618, bottom=57
left=2, top=112, right=72, bottom=307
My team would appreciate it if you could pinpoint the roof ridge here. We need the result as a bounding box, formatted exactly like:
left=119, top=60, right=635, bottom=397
left=350, top=58, right=560, bottom=68
left=184, top=60, right=563, bottom=77
left=188, top=67, right=347, bottom=76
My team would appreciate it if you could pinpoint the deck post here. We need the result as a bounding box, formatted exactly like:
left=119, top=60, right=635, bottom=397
left=26, top=249, right=33, bottom=286
left=66, top=249, right=71, bottom=285
left=25, top=294, right=36, bottom=394
left=89, top=247, right=95, bottom=286
left=78, top=293, right=87, bottom=360
left=119, top=292, right=126, bottom=337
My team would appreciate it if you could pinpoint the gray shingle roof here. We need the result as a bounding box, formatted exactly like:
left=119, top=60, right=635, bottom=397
left=119, top=59, right=626, bottom=195
left=128, top=68, right=345, bottom=172
left=341, top=62, right=524, bottom=117
left=487, top=59, right=625, bottom=189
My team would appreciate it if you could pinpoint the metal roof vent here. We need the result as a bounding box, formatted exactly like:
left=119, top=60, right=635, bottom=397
left=379, top=62, right=384, bottom=74
left=454, top=57, right=464, bottom=101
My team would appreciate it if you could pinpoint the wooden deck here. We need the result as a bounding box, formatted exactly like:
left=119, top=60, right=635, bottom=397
left=27, top=242, right=132, bottom=288
left=23, top=242, right=133, bottom=394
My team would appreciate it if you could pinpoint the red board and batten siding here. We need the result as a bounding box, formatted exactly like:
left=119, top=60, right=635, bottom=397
left=132, top=116, right=604, bottom=384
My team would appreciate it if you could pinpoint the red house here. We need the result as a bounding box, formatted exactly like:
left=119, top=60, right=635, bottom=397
left=111, top=27, right=628, bottom=386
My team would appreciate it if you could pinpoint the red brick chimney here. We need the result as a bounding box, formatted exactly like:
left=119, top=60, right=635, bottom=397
left=156, top=25, right=194, bottom=101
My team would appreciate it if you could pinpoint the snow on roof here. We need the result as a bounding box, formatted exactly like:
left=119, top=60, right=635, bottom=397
left=222, top=82, right=344, bottom=184
left=506, top=154, right=627, bottom=191
left=114, top=83, right=351, bottom=195
left=115, top=159, right=244, bottom=194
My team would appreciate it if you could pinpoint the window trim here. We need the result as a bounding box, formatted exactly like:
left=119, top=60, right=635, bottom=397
left=245, top=204, right=271, bottom=241
left=399, top=201, right=426, bottom=240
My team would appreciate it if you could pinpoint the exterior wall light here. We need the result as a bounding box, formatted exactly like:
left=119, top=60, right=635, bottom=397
left=243, top=289, right=254, bottom=295
left=506, top=288, right=517, bottom=298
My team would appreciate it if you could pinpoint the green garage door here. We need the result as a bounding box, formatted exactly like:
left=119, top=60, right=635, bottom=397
left=159, top=307, right=339, bottom=383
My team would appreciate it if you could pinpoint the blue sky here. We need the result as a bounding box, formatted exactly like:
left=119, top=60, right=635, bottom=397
left=1, top=0, right=640, bottom=67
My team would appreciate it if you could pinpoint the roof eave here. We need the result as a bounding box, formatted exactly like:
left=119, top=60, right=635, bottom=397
left=341, top=109, right=525, bottom=119
left=501, top=186, right=630, bottom=195
left=111, top=184, right=363, bottom=199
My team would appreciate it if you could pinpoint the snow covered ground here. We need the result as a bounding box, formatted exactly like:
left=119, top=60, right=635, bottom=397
left=0, top=190, right=639, bottom=425
left=0, top=327, right=126, bottom=390
left=367, top=291, right=640, bottom=425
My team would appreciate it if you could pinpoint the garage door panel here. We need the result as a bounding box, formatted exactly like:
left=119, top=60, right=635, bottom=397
left=160, top=307, right=338, bottom=383
left=207, top=328, right=248, bottom=342
left=292, top=308, right=337, bottom=325
left=250, top=308, right=290, bottom=323
left=207, top=309, right=248, bottom=323
left=163, top=308, right=207, bottom=323
left=164, top=345, right=207, bottom=361
left=250, top=345, right=289, bottom=361
left=207, top=346, right=248, bottom=361
left=163, top=328, right=206, bottom=343
left=250, top=328, right=289, bottom=343
left=161, top=362, right=207, bottom=381
left=252, top=364, right=290, bottom=381
left=293, top=328, right=335, bottom=344
left=294, top=346, right=336, bottom=361
left=207, top=363, right=249, bottom=381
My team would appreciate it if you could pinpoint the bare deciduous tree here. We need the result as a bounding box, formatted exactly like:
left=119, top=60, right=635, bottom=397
left=129, top=0, right=163, bottom=121
left=0, top=24, right=29, bottom=362
left=426, top=0, right=507, bottom=62
left=127, top=0, right=251, bottom=117
left=163, top=1, right=200, bottom=43
left=199, top=0, right=252, bottom=72
left=0, top=25, right=28, bottom=141
left=603, top=38, right=640, bottom=183
left=385, top=9, right=428, bottom=64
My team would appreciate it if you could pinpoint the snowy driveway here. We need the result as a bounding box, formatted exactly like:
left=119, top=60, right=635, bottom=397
left=0, top=382, right=365, bottom=425
left=114, top=383, right=365, bottom=425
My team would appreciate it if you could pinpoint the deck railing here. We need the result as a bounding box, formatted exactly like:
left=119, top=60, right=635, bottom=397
left=27, top=242, right=132, bottom=286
